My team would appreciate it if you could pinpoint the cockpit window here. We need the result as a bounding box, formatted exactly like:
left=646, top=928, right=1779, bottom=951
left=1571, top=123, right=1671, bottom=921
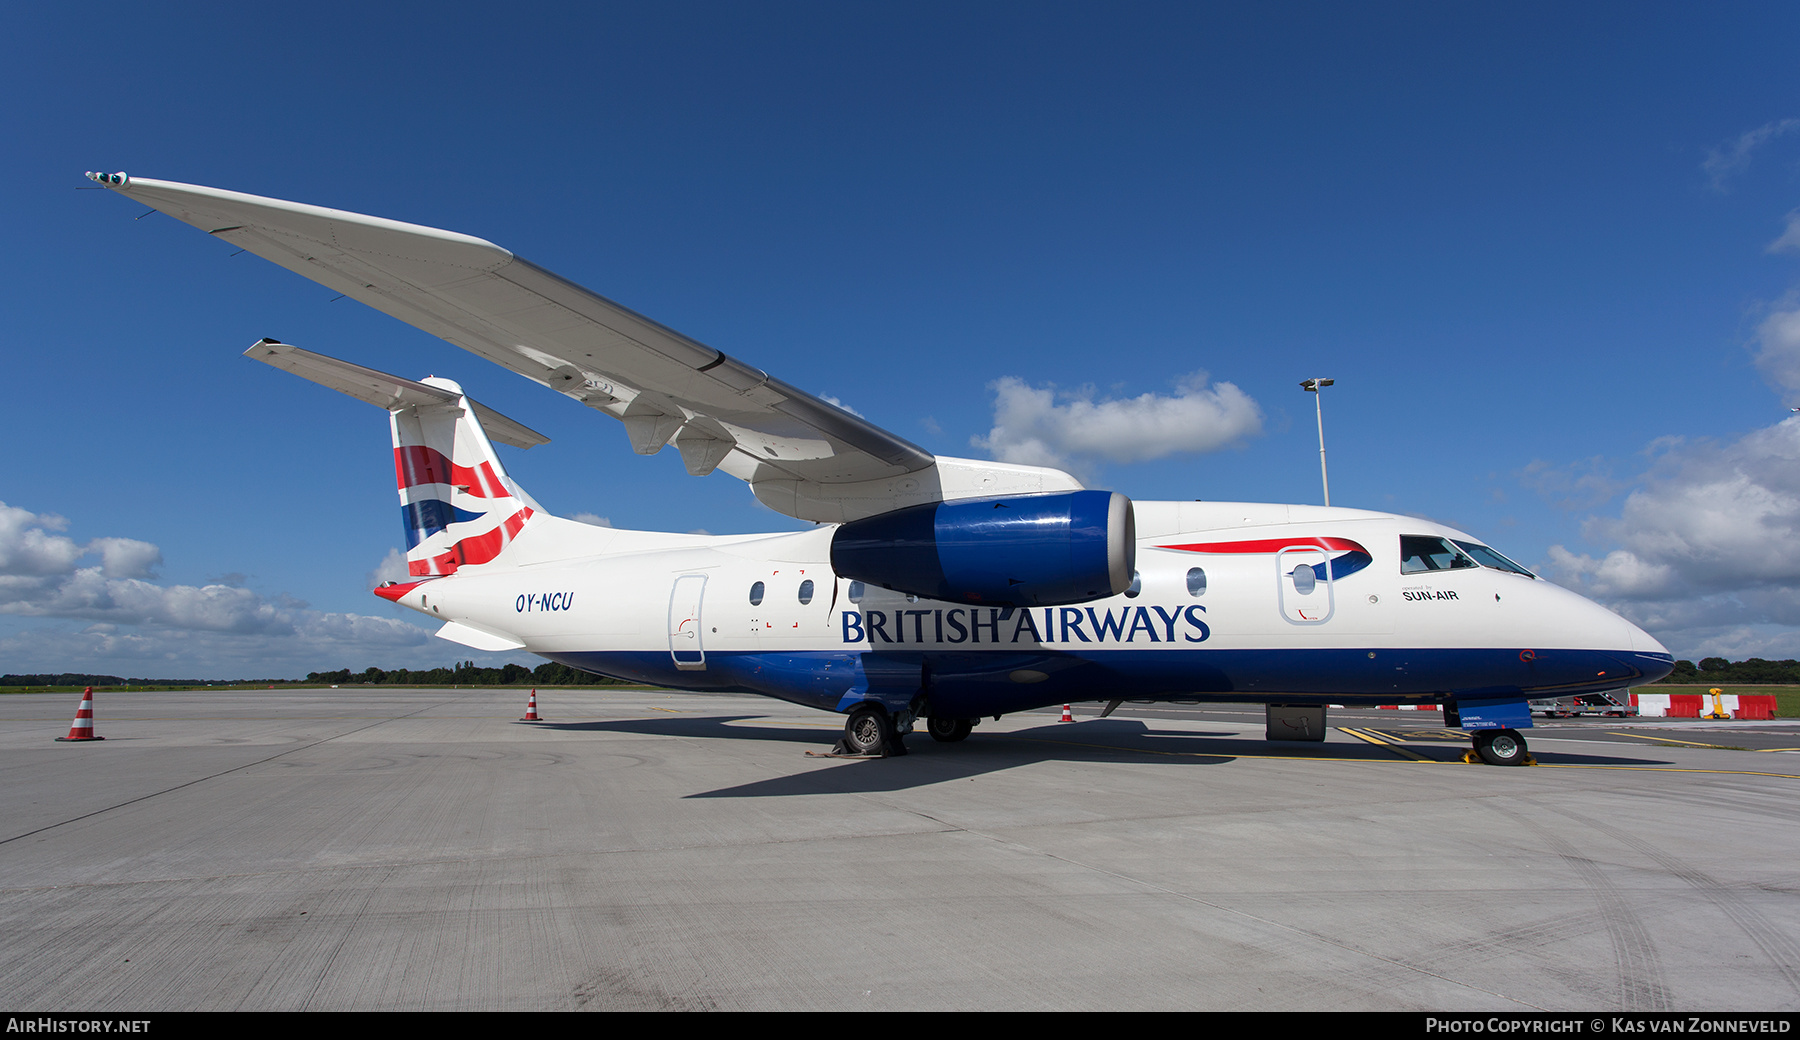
left=1452, top=540, right=1536, bottom=578
left=1399, top=535, right=1479, bottom=574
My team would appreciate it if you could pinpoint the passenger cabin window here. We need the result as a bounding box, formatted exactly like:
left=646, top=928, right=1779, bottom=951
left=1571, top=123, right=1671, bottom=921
left=1399, top=536, right=1479, bottom=575
left=1186, top=567, right=1206, bottom=596
left=798, top=579, right=815, bottom=605
left=1124, top=571, right=1142, bottom=598
left=749, top=581, right=765, bottom=606
left=848, top=580, right=865, bottom=603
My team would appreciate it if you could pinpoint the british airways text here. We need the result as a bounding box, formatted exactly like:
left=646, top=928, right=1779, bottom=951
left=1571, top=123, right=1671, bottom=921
left=841, top=605, right=1210, bottom=645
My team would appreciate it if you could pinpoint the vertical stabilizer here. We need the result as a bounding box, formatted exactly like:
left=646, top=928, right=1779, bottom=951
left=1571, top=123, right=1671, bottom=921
left=244, top=340, right=550, bottom=577
left=392, top=381, right=542, bottom=576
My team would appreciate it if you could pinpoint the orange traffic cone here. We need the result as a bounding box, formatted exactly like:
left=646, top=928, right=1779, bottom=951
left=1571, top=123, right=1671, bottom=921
left=57, top=687, right=104, bottom=742
left=521, top=688, right=542, bottom=722
left=1060, top=704, right=1074, bottom=722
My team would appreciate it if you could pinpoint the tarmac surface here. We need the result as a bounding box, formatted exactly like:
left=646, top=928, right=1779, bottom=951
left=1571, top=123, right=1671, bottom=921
left=2, top=687, right=1798, bottom=1011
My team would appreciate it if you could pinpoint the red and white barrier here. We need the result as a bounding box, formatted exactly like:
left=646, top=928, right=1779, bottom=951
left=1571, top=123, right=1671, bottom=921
left=1630, top=692, right=1776, bottom=719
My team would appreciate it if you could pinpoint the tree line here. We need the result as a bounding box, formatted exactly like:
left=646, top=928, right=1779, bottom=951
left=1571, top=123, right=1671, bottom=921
left=1661, top=658, right=1800, bottom=684
left=304, top=661, right=625, bottom=686
left=3, top=663, right=625, bottom=688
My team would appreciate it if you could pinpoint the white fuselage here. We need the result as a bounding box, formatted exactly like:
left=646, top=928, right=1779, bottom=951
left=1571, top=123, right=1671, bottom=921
left=383, top=501, right=1670, bottom=718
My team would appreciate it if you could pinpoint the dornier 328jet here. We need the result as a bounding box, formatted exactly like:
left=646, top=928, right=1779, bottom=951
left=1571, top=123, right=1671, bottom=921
left=89, top=171, right=1674, bottom=764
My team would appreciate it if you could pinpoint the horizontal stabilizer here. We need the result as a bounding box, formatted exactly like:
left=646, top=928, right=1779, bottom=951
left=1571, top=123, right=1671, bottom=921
left=435, top=620, right=527, bottom=652
left=245, top=340, right=549, bottom=449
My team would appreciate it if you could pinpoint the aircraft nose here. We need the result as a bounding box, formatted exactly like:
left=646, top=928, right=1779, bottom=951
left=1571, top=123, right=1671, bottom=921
left=1539, top=582, right=1674, bottom=684
left=1601, top=606, right=1675, bottom=683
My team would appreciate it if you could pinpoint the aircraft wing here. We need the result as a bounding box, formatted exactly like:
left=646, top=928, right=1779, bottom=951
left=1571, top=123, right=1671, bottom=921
left=92, top=173, right=1082, bottom=522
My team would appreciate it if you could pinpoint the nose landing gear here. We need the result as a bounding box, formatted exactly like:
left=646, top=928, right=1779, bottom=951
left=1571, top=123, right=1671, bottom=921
left=1469, top=728, right=1532, bottom=766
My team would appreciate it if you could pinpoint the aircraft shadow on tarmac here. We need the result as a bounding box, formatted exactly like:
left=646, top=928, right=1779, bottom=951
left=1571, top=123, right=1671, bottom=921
left=513, top=715, right=1679, bottom=797
left=1524, top=750, right=1674, bottom=766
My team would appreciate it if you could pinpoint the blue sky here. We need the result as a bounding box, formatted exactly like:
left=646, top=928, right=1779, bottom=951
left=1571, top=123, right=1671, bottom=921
left=5, top=3, right=1800, bottom=676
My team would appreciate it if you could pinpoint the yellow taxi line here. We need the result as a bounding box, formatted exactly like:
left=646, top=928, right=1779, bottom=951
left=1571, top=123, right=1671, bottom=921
left=1336, top=727, right=1435, bottom=761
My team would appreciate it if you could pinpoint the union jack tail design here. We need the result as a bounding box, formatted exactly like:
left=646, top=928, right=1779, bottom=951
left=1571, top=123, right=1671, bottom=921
left=393, top=378, right=542, bottom=577
left=244, top=341, right=555, bottom=583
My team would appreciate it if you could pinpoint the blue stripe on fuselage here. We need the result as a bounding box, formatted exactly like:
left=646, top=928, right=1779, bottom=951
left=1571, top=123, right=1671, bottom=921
left=540, top=646, right=1673, bottom=717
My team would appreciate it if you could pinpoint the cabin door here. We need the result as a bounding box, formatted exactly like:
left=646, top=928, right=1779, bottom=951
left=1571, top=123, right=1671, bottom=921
left=1277, top=546, right=1334, bottom=625
left=668, top=574, right=708, bottom=670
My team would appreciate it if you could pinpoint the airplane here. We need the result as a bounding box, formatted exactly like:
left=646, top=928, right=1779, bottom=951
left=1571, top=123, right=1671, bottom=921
left=87, top=171, right=1675, bottom=764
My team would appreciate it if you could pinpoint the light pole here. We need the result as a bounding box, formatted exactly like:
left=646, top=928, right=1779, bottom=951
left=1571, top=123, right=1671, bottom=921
left=1300, top=378, right=1334, bottom=506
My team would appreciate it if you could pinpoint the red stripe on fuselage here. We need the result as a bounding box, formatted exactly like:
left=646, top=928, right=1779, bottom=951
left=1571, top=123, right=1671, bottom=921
left=1158, top=536, right=1369, bottom=555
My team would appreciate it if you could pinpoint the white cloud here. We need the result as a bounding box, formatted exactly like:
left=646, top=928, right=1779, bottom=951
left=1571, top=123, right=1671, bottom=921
left=89, top=537, right=162, bottom=579
left=1751, top=295, right=1800, bottom=405
left=0, top=501, right=526, bottom=678
left=1703, top=118, right=1800, bottom=192
left=366, top=547, right=410, bottom=589
left=0, top=503, right=85, bottom=576
left=1554, top=179, right=1800, bottom=660
left=1, top=505, right=163, bottom=588
left=1545, top=418, right=1800, bottom=657
left=1769, top=209, right=1800, bottom=254
left=0, top=614, right=499, bottom=680
left=570, top=512, right=613, bottom=528
left=972, top=372, right=1263, bottom=473
left=12, top=569, right=291, bottom=633
left=819, top=394, right=864, bottom=418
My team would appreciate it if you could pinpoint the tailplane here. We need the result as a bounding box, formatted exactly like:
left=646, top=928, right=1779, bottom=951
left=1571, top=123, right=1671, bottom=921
left=246, top=340, right=549, bottom=576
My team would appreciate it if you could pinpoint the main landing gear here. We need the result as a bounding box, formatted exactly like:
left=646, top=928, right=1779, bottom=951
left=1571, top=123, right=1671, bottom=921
left=835, top=703, right=909, bottom=757
left=926, top=716, right=974, bottom=743
left=1470, top=729, right=1531, bottom=766
left=834, top=707, right=977, bottom=755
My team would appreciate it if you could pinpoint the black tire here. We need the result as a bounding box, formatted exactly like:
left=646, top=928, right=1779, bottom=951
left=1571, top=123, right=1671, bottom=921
left=927, top=716, right=973, bottom=743
left=1473, top=729, right=1528, bottom=766
left=842, top=705, right=890, bottom=756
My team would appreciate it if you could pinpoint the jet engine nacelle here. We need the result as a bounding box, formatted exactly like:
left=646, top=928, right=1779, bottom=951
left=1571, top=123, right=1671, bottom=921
left=830, top=490, right=1136, bottom=607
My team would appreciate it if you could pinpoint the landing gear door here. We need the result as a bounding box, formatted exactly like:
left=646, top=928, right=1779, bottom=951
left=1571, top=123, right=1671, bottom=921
left=1278, top=547, right=1333, bottom=625
left=668, top=574, right=707, bottom=671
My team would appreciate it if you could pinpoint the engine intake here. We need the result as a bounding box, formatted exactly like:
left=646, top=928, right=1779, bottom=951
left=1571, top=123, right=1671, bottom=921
left=830, top=490, right=1135, bottom=607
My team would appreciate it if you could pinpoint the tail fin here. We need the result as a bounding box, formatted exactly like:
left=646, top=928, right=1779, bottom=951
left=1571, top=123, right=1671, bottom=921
left=390, top=380, right=542, bottom=576
left=245, top=340, right=550, bottom=577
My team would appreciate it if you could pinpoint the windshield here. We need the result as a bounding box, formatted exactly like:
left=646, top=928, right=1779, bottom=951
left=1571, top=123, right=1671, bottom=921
left=1452, top=540, right=1536, bottom=578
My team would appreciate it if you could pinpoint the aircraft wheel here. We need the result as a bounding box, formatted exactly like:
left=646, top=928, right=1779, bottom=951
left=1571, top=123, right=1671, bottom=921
left=1473, top=729, right=1528, bottom=766
left=841, top=704, right=903, bottom=756
left=927, top=716, right=973, bottom=743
